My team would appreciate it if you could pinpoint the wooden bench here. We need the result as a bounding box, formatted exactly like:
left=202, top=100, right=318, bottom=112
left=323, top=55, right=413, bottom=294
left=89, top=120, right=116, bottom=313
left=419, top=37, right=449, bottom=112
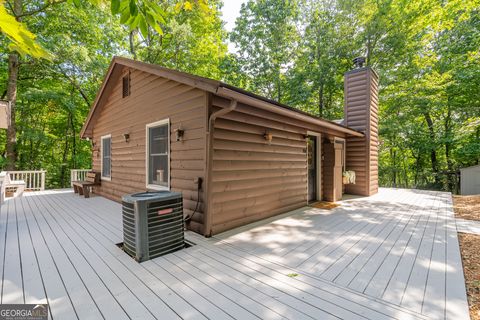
left=72, top=171, right=100, bottom=198
left=0, top=171, right=26, bottom=203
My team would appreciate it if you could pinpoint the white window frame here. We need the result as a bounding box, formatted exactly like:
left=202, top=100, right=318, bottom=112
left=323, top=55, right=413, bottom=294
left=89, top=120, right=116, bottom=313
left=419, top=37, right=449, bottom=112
left=146, top=119, right=170, bottom=191
left=100, top=134, right=112, bottom=181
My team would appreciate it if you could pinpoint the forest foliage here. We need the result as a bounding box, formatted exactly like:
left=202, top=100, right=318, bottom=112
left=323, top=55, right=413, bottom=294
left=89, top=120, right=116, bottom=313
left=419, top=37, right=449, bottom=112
left=0, top=0, right=479, bottom=192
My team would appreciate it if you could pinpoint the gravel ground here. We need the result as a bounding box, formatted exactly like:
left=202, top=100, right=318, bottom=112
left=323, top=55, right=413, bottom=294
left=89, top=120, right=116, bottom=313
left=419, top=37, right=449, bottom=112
left=454, top=195, right=480, bottom=320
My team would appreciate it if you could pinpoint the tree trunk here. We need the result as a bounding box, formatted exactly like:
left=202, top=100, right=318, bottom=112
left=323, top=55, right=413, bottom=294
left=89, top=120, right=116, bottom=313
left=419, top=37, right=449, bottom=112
left=5, top=0, right=23, bottom=170
left=413, top=148, right=420, bottom=188
left=318, top=83, right=324, bottom=117
left=401, top=150, right=409, bottom=188
left=69, top=109, right=76, bottom=169
left=423, top=112, right=440, bottom=185
left=391, top=148, right=396, bottom=187
left=276, top=73, right=281, bottom=103
left=60, top=124, right=69, bottom=188
left=444, top=105, right=454, bottom=191
left=129, top=30, right=137, bottom=60
left=6, top=53, right=19, bottom=170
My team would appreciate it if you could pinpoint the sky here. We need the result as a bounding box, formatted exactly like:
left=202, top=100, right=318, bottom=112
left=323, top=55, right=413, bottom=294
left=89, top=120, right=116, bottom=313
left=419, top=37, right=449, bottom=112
left=221, top=0, right=248, bottom=52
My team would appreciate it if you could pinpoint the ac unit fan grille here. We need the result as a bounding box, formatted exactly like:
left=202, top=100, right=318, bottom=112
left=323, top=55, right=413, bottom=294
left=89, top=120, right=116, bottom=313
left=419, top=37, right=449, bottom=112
left=122, top=201, right=136, bottom=257
left=147, top=198, right=184, bottom=258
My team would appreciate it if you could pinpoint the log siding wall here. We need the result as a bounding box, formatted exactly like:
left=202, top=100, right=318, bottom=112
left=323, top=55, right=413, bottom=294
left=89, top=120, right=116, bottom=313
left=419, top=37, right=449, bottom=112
left=209, top=96, right=310, bottom=234
left=91, top=67, right=207, bottom=234
left=344, top=67, right=379, bottom=196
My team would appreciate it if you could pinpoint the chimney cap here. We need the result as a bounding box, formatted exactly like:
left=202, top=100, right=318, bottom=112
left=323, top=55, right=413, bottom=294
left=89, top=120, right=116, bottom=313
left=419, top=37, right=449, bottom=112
left=353, top=57, right=366, bottom=68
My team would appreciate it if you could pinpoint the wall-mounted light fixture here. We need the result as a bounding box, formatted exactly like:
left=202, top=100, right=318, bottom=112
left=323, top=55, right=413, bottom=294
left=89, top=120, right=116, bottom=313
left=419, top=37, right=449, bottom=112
left=264, top=132, right=273, bottom=144
left=123, top=133, right=130, bottom=143
left=175, top=128, right=184, bottom=142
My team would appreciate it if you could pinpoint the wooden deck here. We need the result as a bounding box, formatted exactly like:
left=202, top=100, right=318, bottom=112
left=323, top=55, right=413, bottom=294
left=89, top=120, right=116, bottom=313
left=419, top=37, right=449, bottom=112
left=217, top=188, right=470, bottom=320
left=0, top=189, right=467, bottom=319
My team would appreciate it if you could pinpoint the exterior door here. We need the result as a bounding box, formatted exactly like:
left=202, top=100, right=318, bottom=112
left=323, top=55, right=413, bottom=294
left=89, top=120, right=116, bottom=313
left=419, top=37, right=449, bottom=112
left=307, top=136, right=317, bottom=203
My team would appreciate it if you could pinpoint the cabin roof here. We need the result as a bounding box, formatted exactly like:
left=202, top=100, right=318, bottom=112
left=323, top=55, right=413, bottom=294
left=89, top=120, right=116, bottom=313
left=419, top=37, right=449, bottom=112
left=81, top=56, right=364, bottom=138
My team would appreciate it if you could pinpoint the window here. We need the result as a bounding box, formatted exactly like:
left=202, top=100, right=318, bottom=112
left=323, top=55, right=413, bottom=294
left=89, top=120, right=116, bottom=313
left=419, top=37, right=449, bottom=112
left=146, top=119, right=169, bottom=190
left=122, top=73, right=130, bottom=98
left=101, top=135, right=111, bottom=180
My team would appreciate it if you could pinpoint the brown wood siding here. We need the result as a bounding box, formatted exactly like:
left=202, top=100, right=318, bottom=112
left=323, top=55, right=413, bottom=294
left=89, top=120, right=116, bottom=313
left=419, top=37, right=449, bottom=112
left=369, top=73, right=379, bottom=194
left=344, top=68, right=379, bottom=196
left=209, top=96, right=309, bottom=234
left=91, top=68, right=207, bottom=234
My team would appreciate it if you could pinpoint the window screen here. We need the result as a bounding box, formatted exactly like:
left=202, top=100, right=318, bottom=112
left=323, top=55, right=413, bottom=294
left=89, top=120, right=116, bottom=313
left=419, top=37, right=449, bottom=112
left=147, top=122, right=169, bottom=188
left=101, top=136, right=111, bottom=179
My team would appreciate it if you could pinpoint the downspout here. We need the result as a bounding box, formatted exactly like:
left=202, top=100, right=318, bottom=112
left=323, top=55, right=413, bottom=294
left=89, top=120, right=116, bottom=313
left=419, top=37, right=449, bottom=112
left=203, top=99, right=237, bottom=237
left=208, top=99, right=238, bottom=129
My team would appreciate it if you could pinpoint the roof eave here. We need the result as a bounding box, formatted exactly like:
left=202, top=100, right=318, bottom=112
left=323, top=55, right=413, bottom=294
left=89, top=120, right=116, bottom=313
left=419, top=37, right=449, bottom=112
left=215, top=87, right=364, bottom=137
left=81, top=56, right=364, bottom=139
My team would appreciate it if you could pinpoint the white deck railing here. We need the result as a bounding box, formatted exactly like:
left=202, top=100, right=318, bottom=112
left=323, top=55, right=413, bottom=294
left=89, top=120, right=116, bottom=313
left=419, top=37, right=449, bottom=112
left=71, top=169, right=91, bottom=186
left=8, top=170, right=46, bottom=191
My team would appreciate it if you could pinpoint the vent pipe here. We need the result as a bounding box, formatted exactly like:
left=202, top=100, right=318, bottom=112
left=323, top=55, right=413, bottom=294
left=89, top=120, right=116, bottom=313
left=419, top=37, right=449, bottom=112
left=353, top=56, right=366, bottom=69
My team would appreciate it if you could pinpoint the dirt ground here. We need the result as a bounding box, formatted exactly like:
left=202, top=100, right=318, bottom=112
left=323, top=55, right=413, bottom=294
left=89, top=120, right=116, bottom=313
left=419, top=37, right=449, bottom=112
left=454, top=195, right=480, bottom=320
left=453, top=195, right=480, bottom=220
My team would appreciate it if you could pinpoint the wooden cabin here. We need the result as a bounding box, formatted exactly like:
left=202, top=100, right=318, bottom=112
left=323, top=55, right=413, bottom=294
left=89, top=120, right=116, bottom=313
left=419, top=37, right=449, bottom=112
left=80, top=57, right=379, bottom=236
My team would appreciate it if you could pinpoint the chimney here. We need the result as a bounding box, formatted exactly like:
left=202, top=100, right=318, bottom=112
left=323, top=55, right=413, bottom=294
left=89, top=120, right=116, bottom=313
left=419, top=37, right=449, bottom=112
left=344, top=57, right=379, bottom=196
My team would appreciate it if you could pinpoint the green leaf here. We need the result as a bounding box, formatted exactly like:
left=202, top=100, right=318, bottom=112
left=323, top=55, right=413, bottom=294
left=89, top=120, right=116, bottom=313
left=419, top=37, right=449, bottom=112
left=130, top=14, right=141, bottom=30
left=129, top=0, right=137, bottom=16
left=152, top=21, right=163, bottom=35
left=0, top=0, right=53, bottom=59
left=119, top=7, right=130, bottom=24
left=145, top=12, right=155, bottom=26
left=138, top=15, right=148, bottom=38
left=149, top=2, right=166, bottom=17
left=111, top=0, right=120, bottom=14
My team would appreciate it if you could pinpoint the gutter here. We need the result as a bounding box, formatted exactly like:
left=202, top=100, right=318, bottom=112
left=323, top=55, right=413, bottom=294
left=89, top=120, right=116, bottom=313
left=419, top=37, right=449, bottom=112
left=203, top=99, right=238, bottom=237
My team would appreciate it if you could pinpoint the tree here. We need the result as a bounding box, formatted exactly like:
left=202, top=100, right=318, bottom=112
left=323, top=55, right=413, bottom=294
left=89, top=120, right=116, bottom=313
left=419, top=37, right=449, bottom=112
left=0, top=1, right=127, bottom=185
left=133, top=0, right=227, bottom=79
left=0, top=0, right=226, bottom=187
left=229, top=0, right=480, bottom=192
left=230, top=0, right=300, bottom=102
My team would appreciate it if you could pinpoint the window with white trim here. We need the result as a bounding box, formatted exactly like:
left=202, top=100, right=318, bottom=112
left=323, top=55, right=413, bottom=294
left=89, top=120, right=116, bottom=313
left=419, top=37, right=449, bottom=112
left=146, top=120, right=169, bottom=189
left=101, top=135, right=111, bottom=179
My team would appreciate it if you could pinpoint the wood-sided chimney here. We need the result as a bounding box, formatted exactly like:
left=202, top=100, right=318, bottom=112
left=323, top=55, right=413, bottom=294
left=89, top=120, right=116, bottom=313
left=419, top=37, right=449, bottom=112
left=344, top=57, right=379, bottom=196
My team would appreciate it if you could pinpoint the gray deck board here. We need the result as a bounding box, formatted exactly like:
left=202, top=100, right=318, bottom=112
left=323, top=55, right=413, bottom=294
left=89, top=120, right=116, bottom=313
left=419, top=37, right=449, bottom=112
left=0, top=188, right=466, bottom=319
left=192, top=233, right=425, bottom=320
left=21, top=193, right=78, bottom=319
left=218, top=188, right=470, bottom=320
left=2, top=197, right=23, bottom=304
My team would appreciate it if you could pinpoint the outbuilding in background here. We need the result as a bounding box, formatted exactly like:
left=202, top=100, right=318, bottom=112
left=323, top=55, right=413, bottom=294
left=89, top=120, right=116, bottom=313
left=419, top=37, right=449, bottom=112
left=460, top=164, right=480, bottom=195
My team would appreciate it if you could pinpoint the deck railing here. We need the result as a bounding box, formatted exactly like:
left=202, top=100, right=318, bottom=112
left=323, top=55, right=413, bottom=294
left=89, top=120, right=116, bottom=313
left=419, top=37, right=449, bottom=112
left=71, top=169, right=91, bottom=186
left=8, top=170, right=46, bottom=191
